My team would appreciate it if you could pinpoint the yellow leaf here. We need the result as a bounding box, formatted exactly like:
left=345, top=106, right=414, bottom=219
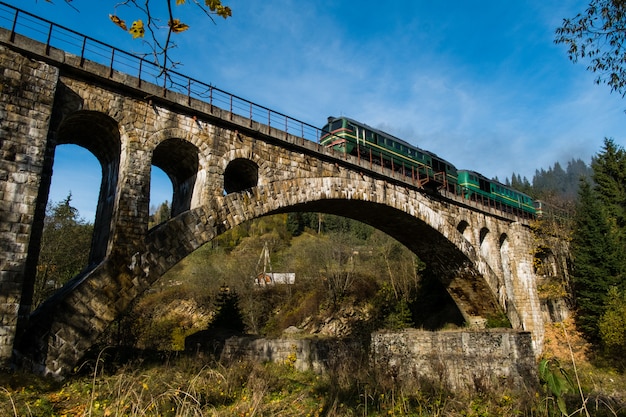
left=129, top=20, right=145, bottom=39
left=216, top=5, right=232, bottom=18
left=176, top=0, right=186, bottom=4
left=205, top=0, right=220, bottom=11
left=109, top=14, right=127, bottom=31
left=168, top=19, right=190, bottom=33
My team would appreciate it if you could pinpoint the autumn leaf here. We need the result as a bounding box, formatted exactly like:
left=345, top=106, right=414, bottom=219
left=216, top=6, right=232, bottom=18
left=176, top=0, right=186, bottom=4
left=168, top=19, right=189, bottom=33
left=204, top=0, right=231, bottom=17
left=129, top=20, right=145, bottom=39
left=109, top=14, right=127, bottom=31
left=205, top=0, right=220, bottom=11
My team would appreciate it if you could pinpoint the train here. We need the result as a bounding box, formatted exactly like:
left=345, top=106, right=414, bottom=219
left=320, top=116, right=538, bottom=217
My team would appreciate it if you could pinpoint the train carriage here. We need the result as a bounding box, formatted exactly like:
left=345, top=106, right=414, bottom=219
left=457, top=170, right=536, bottom=216
left=320, top=116, right=457, bottom=191
left=320, top=116, right=538, bottom=218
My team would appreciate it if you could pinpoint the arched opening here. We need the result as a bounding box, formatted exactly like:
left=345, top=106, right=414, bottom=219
left=30, top=144, right=100, bottom=309
left=499, top=233, right=514, bottom=312
left=48, top=145, right=100, bottom=222
left=457, top=220, right=471, bottom=242
left=224, top=158, right=258, bottom=194
left=479, top=227, right=489, bottom=246
left=152, top=138, right=199, bottom=219
left=25, top=112, right=120, bottom=312
left=149, top=166, right=174, bottom=227
left=55, top=111, right=121, bottom=267
left=110, top=212, right=465, bottom=351
left=478, top=227, right=492, bottom=265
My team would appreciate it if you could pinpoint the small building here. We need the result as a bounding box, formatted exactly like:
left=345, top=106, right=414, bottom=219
left=256, top=272, right=295, bottom=285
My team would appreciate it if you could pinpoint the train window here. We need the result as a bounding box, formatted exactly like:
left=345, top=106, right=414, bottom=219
left=330, top=120, right=343, bottom=131
left=347, top=123, right=356, bottom=132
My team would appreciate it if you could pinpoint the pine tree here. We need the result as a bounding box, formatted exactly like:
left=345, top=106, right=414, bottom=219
left=571, top=180, right=623, bottom=341
left=208, top=286, right=246, bottom=333
left=592, top=138, right=626, bottom=230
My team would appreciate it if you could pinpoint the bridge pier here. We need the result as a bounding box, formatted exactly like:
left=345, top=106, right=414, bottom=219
left=0, top=45, right=58, bottom=369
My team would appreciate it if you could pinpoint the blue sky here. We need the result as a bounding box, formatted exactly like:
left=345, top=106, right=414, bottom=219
left=6, top=1, right=626, bottom=221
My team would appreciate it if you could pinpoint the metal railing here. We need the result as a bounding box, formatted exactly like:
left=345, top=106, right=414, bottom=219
left=0, top=1, right=322, bottom=143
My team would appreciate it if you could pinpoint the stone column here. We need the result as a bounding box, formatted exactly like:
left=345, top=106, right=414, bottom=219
left=0, top=46, right=58, bottom=368
left=507, top=222, right=544, bottom=354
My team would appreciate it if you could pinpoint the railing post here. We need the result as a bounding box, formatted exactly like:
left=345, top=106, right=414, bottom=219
left=137, top=59, right=143, bottom=88
left=187, top=78, right=191, bottom=106
left=9, top=9, right=18, bottom=42
left=79, top=36, right=87, bottom=67
left=109, top=48, right=115, bottom=78
left=45, top=24, right=53, bottom=55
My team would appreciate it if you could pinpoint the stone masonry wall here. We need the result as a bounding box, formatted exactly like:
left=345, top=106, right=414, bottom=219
left=219, top=330, right=538, bottom=393
left=371, top=329, right=538, bottom=392
left=0, top=45, right=58, bottom=367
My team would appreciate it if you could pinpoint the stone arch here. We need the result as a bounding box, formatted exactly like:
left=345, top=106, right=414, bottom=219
left=457, top=220, right=471, bottom=243
left=224, top=158, right=259, bottom=194
left=55, top=110, right=121, bottom=265
left=144, top=177, right=508, bottom=325
left=152, top=138, right=199, bottom=217
left=479, top=227, right=489, bottom=246
left=478, top=227, right=494, bottom=270
left=219, top=148, right=270, bottom=191
left=499, top=233, right=515, bottom=314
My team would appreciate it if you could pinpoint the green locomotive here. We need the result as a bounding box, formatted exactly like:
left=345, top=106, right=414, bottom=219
left=320, top=116, right=536, bottom=217
left=320, top=116, right=457, bottom=191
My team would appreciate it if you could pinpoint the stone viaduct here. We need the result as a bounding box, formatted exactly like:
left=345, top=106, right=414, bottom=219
left=0, top=11, right=554, bottom=377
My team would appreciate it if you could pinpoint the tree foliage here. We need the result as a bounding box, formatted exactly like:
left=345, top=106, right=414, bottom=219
left=598, top=286, right=626, bottom=361
left=591, top=138, right=626, bottom=230
left=555, top=0, right=626, bottom=96
left=570, top=139, right=626, bottom=345
left=34, top=194, right=93, bottom=308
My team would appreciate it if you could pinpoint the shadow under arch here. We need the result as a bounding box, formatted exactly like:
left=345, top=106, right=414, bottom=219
left=152, top=138, right=199, bottom=217
left=55, top=111, right=121, bottom=267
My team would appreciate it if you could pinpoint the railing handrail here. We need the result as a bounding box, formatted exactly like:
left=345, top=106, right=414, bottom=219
left=0, top=1, right=323, bottom=143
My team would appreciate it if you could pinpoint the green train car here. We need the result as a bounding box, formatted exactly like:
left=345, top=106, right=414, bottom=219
left=320, top=116, right=537, bottom=217
left=457, top=170, right=536, bottom=215
left=320, top=116, right=457, bottom=190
